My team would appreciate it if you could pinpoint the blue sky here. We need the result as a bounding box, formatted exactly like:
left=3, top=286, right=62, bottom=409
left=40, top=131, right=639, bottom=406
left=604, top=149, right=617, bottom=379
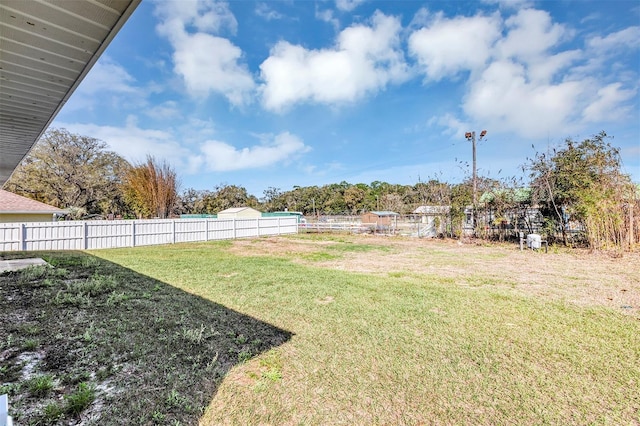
left=54, top=0, right=640, bottom=197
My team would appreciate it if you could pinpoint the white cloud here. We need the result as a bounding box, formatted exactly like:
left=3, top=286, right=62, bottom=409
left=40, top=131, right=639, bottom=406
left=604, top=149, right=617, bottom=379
left=336, top=0, right=366, bottom=12
left=155, top=0, right=237, bottom=35
left=582, top=83, right=637, bottom=122
left=463, top=60, right=584, bottom=138
left=587, top=26, right=640, bottom=51
left=145, top=101, right=181, bottom=120
left=196, top=132, right=311, bottom=171
left=481, top=0, right=534, bottom=10
left=407, top=7, right=431, bottom=30
left=526, top=50, right=582, bottom=84
left=255, top=3, right=284, bottom=21
left=259, top=11, right=409, bottom=111
left=77, top=56, right=138, bottom=95
left=64, top=56, right=147, bottom=113
left=408, top=12, right=501, bottom=81
left=172, top=33, right=255, bottom=104
left=570, top=26, right=640, bottom=81
left=430, top=113, right=469, bottom=137
left=411, top=7, right=637, bottom=139
left=155, top=0, right=255, bottom=106
left=316, top=8, right=340, bottom=31
left=495, top=9, right=570, bottom=63
left=56, top=118, right=189, bottom=166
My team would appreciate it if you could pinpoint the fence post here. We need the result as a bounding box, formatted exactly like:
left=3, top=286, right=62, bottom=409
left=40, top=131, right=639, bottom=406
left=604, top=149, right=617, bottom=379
left=19, top=223, right=26, bottom=251
left=171, top=220, right=176, bottom=244
left=83, top=222, right=88, bottom=250
left=256, top=218, right=260, bottom=236
left=278, top=217, right=281, bottom=235
left=205, top=219, right=209, bottom=242
left=1, top=393, right=13, bottom=426
left=233, top=218, right=236, bottom=239
left=131, top=221, right=136, bottom=247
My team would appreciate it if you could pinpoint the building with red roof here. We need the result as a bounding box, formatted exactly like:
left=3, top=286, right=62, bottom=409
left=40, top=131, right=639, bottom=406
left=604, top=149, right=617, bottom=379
left=0, top=190, right=65, bottom=223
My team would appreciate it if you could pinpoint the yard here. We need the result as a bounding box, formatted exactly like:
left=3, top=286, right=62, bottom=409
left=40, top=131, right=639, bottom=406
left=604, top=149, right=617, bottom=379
left=1, top=234, right=639, bottom=425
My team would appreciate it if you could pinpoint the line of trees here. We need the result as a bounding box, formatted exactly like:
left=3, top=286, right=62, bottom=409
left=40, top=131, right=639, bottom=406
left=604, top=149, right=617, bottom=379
left=5, top=129, right=179, bottom=220
left=5, top=129, right=638, bottom=250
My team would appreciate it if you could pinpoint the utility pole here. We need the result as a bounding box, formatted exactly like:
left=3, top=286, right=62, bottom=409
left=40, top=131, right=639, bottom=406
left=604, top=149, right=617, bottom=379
left=465, top=130, right=487, bottom=234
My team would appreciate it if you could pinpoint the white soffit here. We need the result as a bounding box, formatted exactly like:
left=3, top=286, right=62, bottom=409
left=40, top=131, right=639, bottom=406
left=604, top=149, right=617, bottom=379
left=0, top=0, right=141, bottom=186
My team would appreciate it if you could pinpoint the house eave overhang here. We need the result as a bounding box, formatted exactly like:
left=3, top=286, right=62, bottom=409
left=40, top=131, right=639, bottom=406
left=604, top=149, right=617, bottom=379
left=0, top=0, right=142, bottom=187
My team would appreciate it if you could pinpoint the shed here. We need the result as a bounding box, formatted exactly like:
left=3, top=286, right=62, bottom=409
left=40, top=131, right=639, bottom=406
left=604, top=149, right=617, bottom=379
left=217, top=207, right=262, bottom=219
left=262, top=211, right=305, bottom=222
left=361, top=211, right=400, bottom=227
left=0, top=190, right=65, bottom=223
left=412, top=206, right=451, bottom=237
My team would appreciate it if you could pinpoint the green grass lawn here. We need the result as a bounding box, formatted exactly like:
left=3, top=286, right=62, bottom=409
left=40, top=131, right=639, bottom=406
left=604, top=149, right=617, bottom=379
left=2, top=234, right=639, bottom=425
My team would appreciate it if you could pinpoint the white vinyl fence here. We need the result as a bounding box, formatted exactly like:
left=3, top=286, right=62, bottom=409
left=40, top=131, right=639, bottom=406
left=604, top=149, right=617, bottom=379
left=0, top=217, right=298, bottom=252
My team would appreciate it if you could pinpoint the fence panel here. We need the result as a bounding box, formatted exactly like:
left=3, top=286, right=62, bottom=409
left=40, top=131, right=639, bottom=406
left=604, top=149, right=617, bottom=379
left=25, top=222, right=83, bottom=251
left=134, top=220, right=173, bottom=247
left=87, top=221, right=134, bottom=249
left=207, top=219, right=235, bottom=240
left=258, top=218, right=280, bottom=236
left=234, top=219, right=259, bottom=238
left=0, top=224, right=21, bottom=251
left=0, top=217, right=297, bottom=252
left=175, top=219, right=207, bottom=243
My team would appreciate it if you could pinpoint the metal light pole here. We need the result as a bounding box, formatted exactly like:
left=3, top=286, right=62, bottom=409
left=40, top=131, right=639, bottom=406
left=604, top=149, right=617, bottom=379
left=465, top=130, right=487, bottom=233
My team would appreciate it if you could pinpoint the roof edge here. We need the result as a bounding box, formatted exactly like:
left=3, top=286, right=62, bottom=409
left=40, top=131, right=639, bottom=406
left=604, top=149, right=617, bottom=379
left=1, top=0, right=143, bottom=188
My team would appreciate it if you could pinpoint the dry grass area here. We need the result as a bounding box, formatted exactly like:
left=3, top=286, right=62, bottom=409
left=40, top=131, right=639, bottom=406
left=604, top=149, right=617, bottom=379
left=229, top=234, right=640, bottom=317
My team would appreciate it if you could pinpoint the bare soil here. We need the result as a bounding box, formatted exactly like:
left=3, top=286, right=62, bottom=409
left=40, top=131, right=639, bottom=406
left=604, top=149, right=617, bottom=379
left=229, top=234, right=640, bottom=317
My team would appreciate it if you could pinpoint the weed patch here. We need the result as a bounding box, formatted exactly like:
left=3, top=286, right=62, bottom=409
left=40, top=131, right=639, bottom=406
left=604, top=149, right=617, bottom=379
left=27, top=374, right=54, bottom=397
left=64, top=382, right=95, bottom=417
left=0, top=250, right=291, bottom=425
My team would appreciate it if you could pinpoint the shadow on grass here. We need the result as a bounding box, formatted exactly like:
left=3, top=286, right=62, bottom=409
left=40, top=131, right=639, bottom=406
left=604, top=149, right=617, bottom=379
left=0, top=251, right=293, bottom=425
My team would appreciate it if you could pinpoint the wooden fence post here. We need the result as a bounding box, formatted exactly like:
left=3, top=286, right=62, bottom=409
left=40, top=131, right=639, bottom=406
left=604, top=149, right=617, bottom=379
left=171, top=220, right=176, bottom=244
left=131, top=222, right=136, bottom=247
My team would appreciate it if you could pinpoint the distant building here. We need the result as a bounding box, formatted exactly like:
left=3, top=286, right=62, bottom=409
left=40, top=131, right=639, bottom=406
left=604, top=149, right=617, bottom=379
left=412, top=206, right=451, bottom=237
left=361, top=211, right=400, bottom=228
left=262, top=211, right=305, bottom=222
left=217, top=207, right=262, bottom=219
left=180, top=214, right=217, bottom=219
left=0, top=190, right=65, bottom=223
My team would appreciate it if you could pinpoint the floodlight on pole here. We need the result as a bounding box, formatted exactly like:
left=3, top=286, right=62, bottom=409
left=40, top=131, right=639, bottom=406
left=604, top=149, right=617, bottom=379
left=465, top=129, right=487, bottom=233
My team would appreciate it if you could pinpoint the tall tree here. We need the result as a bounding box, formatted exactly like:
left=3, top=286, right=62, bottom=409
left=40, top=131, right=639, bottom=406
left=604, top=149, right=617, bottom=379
left=344, top=185, right=367, bottom=214
left=176, top=188, right=212, bottom=215
left=262, top=187, right=284, bottom=212
left=122, top=156, right=179, bottom=219
left=528, top=131, right=635, bottom=248
left=5, top=128, right=130, bottom=216
left=204, top=184, right=259, bottom=212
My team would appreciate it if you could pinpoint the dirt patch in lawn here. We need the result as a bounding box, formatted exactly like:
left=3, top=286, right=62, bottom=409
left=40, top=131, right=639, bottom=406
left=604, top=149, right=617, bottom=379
left=228, top=234, right=640, bottom=317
